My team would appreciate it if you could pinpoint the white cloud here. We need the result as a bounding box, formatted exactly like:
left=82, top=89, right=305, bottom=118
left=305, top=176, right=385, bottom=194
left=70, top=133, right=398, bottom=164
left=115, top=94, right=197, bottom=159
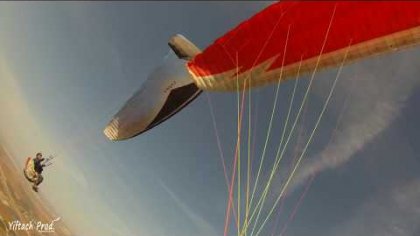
left=328, top=179, right=420, bottom=236
left=284, top=48, right=420, bottom=192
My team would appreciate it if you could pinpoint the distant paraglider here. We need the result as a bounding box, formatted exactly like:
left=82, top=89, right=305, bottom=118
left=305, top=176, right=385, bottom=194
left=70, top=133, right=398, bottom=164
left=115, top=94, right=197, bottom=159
left=23, top=152, right=54, bottom=192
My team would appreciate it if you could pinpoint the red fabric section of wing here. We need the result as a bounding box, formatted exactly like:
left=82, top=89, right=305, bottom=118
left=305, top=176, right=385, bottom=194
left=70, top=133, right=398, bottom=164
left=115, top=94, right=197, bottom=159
left=188, top=1, right=420, bottom=78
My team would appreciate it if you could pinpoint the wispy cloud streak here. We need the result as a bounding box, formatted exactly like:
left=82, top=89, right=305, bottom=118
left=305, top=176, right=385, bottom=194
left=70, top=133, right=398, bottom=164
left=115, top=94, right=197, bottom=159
left=160, top=180, right=218, bottom=236
left=287, top=49, right=420, bottom=190
left=328, top=179, right=420, bottom=236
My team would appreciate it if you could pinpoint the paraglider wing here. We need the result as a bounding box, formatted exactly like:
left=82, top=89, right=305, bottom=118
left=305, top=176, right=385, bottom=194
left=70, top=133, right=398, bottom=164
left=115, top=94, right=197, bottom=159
left=187, top=1, right=420, bottom=91
left=169, top=34, right=201, bottom=61
left=23, top=157, right=37, bottom=183
left=104, top=35, right=202, bottom=140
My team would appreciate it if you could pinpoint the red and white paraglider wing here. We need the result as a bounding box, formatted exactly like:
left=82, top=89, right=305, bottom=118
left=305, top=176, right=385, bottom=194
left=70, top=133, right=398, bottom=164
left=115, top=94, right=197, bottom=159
left=187, top=1, right=420, bottom=91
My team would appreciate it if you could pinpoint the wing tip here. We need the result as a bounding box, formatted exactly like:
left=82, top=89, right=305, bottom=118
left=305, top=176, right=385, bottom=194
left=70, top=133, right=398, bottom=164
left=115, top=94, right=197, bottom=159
left=103, top=119, right=120, bottom=141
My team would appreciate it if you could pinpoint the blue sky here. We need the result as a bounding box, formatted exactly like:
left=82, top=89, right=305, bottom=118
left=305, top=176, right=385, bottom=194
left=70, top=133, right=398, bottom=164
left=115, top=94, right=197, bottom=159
left=0, top=2, right=419, bottom=236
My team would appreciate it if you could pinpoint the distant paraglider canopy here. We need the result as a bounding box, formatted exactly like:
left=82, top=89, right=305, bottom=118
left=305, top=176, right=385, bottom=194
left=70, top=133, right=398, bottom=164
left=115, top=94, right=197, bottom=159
left=23, top=157, right=37, bottom=183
